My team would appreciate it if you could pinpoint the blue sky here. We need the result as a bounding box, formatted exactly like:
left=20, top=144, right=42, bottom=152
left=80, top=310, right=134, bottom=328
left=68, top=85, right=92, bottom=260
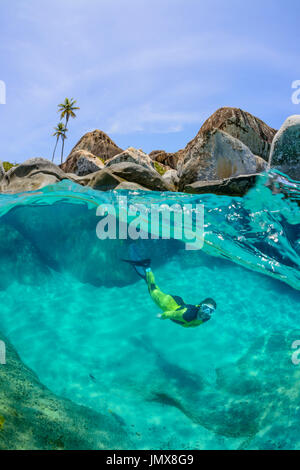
left=0, top=0, right=299, bottom=163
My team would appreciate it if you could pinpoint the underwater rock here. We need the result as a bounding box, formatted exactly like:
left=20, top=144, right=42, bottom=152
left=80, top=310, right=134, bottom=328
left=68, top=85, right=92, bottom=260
left=269, top=115, right=300, bottom=180
left=3, top=203, right=134, bottom=286
left=216, top=330, right=300, bottom=449
left=66, top=129, right=123, bottom=163
left=0, top=222, right=50, bottom=289
left=105, top=147, right=155, bottom=171
left=197, top=107, right=276, bottom=161
left=2, top=200, right=179, bottom=287
left=0, top=332, right=131, bottom=450
left=128, top=330, right=300, bottom=448
left=184, top=173, right=259, bottom=196
left=179, top=129, right=258, bottom=191
left=61, top=149, right=104, bottom=176
left=125, top=335, right=262, bottom=439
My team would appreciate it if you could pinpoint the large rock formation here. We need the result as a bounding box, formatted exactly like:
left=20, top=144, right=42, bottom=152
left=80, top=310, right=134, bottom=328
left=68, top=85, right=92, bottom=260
left=0, top=162, right=5, bottom=183
left=0, top=332, right=130, bottom=450
left=152, top=108, right=275, bottom=180
left=149, top=150, right=183, bottom=170
left=268, top=115, right=300, bottom=180
left=162, top=169, right=179, bottom=189
left=97, top=162, right=173, bottom=192
left=0, top=157, right=173, bottom=194
left=1, top=110, right=296, bottom=198
left=0, top=158, right=70, bottom=194
left=184, top=173, right=260, bottom=197
left=198, top=107, right=277, bottom=161
left=105, top=147, right=155, bottom=171
left=179, top=129, right=260, bottom=191
left=114, top=181, right=150, bottom=191
left=61, top=150, right=104, bottom=176
left=88, top=168, right=124, bottom=191
left=67, top=130, right=123, bottom=162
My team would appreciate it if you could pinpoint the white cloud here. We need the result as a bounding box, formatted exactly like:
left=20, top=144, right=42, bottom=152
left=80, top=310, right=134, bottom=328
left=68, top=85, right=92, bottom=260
left=105, top=104, right=206, bottom=134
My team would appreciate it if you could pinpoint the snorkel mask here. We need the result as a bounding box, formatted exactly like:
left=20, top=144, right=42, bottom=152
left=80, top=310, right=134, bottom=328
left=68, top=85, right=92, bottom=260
left=201, top=304, right=215, bottom=315
left=197, top=298, right=217, bottom=320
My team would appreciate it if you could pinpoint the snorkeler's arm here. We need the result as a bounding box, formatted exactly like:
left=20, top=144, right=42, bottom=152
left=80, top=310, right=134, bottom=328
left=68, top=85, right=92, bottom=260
left=159, top=308, right=186, bottom=321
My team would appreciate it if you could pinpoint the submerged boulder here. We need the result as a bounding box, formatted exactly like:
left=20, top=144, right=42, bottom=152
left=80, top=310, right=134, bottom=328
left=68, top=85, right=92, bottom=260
left=0, top=332, right=131, bottom=450
left=0, top=222, right=50, bottom=289
left=179, top=129, right=259, bottom=191
left=269, top=115, right=300, bottom=180
left=129, top=330, right=300, bottom=448
left=2, top=199, right=178, bottom=288
left=61, top=150, right=104, bottom=176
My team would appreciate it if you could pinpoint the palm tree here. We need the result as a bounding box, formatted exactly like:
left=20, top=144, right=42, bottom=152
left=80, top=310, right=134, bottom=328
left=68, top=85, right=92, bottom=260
left=52, top=123, right=67, bottom=163
left=58, top=98, right=80, bottom=163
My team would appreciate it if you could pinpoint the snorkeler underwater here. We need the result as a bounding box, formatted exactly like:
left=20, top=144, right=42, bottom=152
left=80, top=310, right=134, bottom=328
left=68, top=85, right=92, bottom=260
left=0, top=0, right=300, bottom=457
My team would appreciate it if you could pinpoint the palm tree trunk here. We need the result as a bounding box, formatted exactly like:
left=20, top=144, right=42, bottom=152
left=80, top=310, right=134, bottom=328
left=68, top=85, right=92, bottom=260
left=52, top=137, right=59, bottom=162
left=61, top=116, right=69, bottom=165
left=61, top=137, right=65, bottom=165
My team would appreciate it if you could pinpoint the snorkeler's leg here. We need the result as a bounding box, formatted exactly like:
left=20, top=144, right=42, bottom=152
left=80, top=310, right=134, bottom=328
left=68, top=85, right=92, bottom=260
left=146, top=269, right=179, bottom=312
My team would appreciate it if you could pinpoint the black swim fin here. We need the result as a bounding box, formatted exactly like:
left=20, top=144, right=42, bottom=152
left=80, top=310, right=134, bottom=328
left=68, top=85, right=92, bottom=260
left=122, top=244, right=151, bottom=280
left=122, top=258, right=151, bottom=280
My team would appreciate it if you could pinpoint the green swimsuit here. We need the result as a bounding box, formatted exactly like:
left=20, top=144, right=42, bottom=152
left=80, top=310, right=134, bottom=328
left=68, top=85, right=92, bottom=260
left=146, top=270, right=206, bottom=328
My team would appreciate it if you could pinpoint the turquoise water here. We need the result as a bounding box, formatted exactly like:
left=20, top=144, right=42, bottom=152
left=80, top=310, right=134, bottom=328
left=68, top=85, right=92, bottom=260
left=0, top=170, right=299, bottom=449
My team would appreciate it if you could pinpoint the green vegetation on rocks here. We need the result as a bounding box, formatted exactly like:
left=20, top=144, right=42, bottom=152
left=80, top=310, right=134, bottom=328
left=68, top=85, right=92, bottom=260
left=2, top=162, right=18, bottom=172
left=154, top=161, right=167, bottom=176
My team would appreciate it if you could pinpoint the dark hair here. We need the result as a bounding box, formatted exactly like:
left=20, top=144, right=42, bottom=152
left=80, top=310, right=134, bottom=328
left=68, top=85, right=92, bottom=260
left=201, top=298, right=217, bottom=309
